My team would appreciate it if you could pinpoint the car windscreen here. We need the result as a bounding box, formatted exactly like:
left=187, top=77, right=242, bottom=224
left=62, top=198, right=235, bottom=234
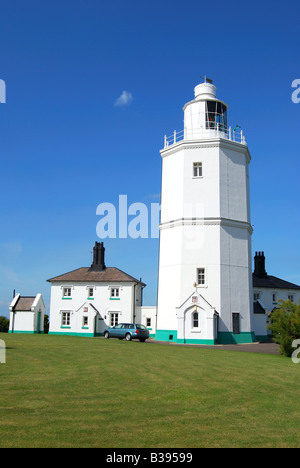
left=136, top=324, right=146, bottom=330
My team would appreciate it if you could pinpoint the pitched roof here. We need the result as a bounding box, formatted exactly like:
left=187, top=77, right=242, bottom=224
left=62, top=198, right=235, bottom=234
left=253, top=274, right=300, bottom=290
left=13, top=296, right=36, bottom=311
left=47, top=267, right=146, bottom=286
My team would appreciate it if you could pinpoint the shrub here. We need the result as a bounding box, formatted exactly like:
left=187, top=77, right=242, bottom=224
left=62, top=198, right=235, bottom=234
left=44, top=314, right=49, bottom=334
left=267, top=300, right=300, bottom=357
left=0, top=316, right=10, bottom=333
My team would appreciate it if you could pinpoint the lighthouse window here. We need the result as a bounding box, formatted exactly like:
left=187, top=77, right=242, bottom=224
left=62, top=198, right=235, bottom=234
left=206, top=101, right=217, bottom=128
left=193, top=162, right=202, bottom=178
left=197, top=268, right=206, bottom=285
left=205, top=101, right=228, bottom=131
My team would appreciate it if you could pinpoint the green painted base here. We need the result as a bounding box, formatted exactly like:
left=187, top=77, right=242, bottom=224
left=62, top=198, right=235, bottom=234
left=9, top=330, right=44, bottom=334
left=154, top=330, right=257, bottom=345
left=154, top=329, right=178, bottom=342
left=217, top=331, right=256, bottom=344
left=255, top=335, right=270, bottom=342
left=155, top=330, right=215, bottom=345
left=177, top=338, right=216, bottom=345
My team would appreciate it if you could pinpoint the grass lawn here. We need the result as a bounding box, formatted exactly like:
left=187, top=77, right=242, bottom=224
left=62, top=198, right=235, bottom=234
left=0, top=333, right=299, bottom=448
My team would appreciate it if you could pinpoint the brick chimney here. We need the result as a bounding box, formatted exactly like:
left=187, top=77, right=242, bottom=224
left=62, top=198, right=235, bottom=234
left=254, top=251, right=267, bottom=277
left=90, top=242, right=106, bottom=271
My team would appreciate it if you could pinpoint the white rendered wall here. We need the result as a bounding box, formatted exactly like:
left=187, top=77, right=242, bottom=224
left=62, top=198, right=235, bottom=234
left=157, top=139, right=253, bottom=339
left=253, top=310, right=268, bottom=337
left=135, top=306, right=157, bottom=334
left=253, top=288, right=300, bottom=314
left=219, top=225, right=253, bottom=333
left=252, top=288, right=300, bottom=337
left=11, top=311, right=35, bottom=332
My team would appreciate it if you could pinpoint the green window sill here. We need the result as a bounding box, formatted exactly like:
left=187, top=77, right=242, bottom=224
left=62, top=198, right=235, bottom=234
left=60, top=326, right=71, bottom=329
left=110, top=298, right=120, bottom=300
left=62, top=297, right=72, bottom=300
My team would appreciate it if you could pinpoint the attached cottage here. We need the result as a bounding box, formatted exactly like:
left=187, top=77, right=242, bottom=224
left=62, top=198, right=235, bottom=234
left=48, top=242, right=156, bottom=337
left=252, top=251, right=300, bottom=339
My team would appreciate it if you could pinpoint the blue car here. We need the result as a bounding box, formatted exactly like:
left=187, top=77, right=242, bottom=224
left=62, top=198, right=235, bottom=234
left=103, top=323, right=149, bottom=342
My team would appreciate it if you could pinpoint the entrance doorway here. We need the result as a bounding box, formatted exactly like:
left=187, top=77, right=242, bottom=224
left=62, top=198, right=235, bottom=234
left=232, top=313, right=240, bottom=334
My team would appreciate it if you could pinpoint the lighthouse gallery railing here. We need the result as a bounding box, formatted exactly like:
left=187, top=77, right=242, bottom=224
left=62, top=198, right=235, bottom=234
left=164, top=124, right=246, bottom=148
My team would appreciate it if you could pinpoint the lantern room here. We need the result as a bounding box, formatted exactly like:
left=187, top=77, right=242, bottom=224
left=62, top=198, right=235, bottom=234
left=183, top=79, right=228, bottom=139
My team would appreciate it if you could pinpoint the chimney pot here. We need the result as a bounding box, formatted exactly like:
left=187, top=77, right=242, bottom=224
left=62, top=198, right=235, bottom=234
left=254, top=251, right=267, bottom=277
left=90, top=241, right=106, bottom=271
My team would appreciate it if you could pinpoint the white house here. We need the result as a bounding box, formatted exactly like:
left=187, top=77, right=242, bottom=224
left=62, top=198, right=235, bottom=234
left=252, top=251, right=300, bottom=339
left=9, top=293, right=46, bottom=334
left=156, top=79, right=255, bottom=345
left=48, top=242, right=156, bottom=337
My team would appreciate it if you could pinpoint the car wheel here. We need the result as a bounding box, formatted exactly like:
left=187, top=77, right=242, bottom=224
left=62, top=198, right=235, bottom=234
left=104, top=331, right=109, bottom=339
left=125, top=333, right=132, bottom=341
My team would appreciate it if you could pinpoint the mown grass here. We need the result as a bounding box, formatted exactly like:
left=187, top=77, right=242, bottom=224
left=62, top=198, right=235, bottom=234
left=0, top=333, right=299, bottom=448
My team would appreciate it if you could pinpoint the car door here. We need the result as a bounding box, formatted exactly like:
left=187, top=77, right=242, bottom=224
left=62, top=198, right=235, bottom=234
left=120, top=324, right=128, bottom=338
left=110, top=324, right=123, bottom=337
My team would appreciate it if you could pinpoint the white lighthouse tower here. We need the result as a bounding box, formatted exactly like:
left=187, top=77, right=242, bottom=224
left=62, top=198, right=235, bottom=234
left=156, top=79, right=255, bottom=344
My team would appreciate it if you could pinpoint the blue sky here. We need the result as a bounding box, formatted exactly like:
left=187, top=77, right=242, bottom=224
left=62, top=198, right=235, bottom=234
left=0, top=0, right=299, bottom=317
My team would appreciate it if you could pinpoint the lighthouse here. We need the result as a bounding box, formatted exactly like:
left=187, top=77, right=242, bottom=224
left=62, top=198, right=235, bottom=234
left=156, top=79, right=255, bottom=344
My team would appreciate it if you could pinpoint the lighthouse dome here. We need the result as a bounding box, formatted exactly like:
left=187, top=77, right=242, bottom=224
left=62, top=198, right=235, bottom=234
left=194, top=82, right=217, bottom=100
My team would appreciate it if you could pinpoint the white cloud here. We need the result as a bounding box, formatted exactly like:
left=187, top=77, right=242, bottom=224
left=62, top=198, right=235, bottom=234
left=114, top=90, right=133, bottom=107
